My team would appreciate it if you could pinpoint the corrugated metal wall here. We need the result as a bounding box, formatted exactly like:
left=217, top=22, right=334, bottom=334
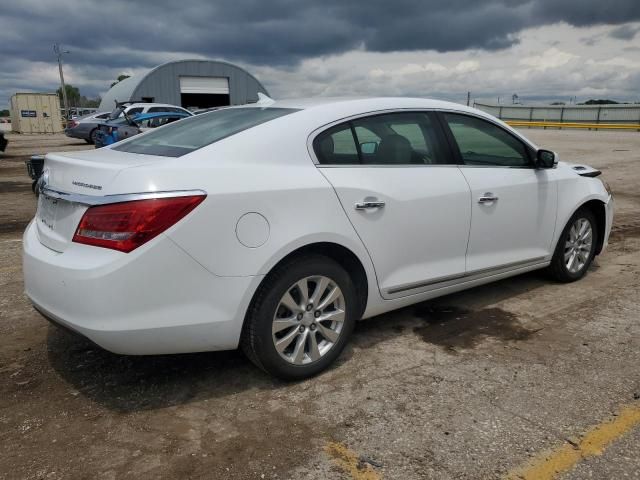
left=133, top=60, right=267, bottom=106
left=474, top=103, right=640, bottom=124
left=99, top=60, right=269, bottom=111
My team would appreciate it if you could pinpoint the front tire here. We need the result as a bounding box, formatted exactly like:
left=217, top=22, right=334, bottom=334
left=241, top=255, right=358, bottom=380
left=548, top=208, right=598, bottom=282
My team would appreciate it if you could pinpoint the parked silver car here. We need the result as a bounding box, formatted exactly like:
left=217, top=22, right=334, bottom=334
left=64, top=111, right=110, bottom=144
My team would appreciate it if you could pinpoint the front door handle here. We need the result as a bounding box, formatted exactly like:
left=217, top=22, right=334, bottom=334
left=355, top=200, right=386, bottom=210
left=478, top=193, right=499, bottom=204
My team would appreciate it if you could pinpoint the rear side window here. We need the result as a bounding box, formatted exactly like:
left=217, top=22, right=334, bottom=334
left=444, top=113, right=530, bottom=167
left=314, top=112, right=448, bottom=165
left=138, top=116, right=181, bottom=128
left=314, top=125, right=359, bottom=165
left=113, top=107, right=298, bottom=157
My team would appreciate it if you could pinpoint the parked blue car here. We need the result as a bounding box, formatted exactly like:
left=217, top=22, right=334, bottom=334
left=94, top=111, right=192, bottom=148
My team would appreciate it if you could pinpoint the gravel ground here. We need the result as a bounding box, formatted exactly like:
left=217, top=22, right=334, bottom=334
left=0, top=129, right=639, bottom=480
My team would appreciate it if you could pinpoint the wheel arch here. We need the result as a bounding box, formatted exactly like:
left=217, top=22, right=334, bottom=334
left=571, top=199, right=607, bottom=255
left=246, top=242, right=370, bottom=324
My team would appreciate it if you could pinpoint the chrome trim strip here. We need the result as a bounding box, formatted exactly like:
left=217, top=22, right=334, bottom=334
left=316, top=164, right=461, bottom=169
left=40, top=187, right=207, bottom=206
left=385, top=256, right=548, bottom=295
left=456, top=164, right=536, bottom=170
left=316, top=164, right=534, bottom=170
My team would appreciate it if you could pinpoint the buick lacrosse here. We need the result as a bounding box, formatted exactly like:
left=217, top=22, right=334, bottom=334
left=24, top=97, right=613, bottom=379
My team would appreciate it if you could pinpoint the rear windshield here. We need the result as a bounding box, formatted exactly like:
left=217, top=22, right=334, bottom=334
left=112, top=107, right=298, bottom=157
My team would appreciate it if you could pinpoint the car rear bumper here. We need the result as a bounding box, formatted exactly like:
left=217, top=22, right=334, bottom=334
left=64, top=128, right=85, bottom=140
left=23, top=221, right=260, bottom=355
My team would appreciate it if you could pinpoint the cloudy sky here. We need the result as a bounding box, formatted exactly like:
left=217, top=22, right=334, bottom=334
left=1, top=0, right=640, bottom=109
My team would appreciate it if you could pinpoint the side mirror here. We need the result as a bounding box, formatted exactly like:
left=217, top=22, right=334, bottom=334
left=360, top=142, right=378, bottom=154
left=536, top=149, right=557, bottom=169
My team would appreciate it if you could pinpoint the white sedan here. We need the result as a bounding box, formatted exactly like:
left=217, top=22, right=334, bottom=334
left=23, top=97, right=613, bottom=379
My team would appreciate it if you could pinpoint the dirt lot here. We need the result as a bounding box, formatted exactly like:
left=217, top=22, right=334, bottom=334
left=1, top=130, right=639, bottom=480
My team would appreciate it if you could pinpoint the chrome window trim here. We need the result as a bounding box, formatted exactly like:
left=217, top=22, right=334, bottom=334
left=455, top=164, right=539, bottom=170
left=40, top=186, right=207, bottom=206
left=306, top=107, right=539, bottom=167
left=316, top=164, right=461, bottom=169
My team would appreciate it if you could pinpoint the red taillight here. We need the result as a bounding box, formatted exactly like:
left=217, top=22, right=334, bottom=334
left=68, top=120, right=78, bottom=128
left=72, top=195, right=206, bottom=253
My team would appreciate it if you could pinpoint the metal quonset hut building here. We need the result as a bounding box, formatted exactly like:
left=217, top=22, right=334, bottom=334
left=99, top=59, right=269, bottom=112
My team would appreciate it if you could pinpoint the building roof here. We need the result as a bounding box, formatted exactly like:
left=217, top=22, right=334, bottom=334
left=99, top=76, right=140, bottom=111
left=99, top=59, right=268, bottom=111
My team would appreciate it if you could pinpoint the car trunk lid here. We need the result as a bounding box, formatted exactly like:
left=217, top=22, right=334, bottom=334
left=36, top=149, right=161, bottom=252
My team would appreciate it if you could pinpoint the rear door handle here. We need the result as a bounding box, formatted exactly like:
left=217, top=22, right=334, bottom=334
left=355, top=200, right=385, bottom=210
left=478, top=193, right=499, bottom=204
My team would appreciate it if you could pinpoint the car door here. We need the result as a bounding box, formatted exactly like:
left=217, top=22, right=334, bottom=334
left=440, top=112, right=558, bottom=273
left=315, top=111, right=472, bottom=299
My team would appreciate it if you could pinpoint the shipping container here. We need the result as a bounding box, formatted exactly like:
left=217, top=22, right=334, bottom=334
left=10, top=93, right=63, bottom=134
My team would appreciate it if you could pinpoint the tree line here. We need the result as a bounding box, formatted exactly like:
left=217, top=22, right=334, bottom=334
left=56, top=74, right=131, bottom=109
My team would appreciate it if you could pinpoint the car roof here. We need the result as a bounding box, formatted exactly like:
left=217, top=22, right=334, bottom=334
left=231, top=96, right=499, bottom=134
left=126, top=103, right=187, bottom=109
left=258, top=96, right=469, bottom=111
left=240, top=97, right=495, bottom=124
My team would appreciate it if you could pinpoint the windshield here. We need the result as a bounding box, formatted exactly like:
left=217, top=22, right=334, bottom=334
left=113, top=107, right=298, bottom=157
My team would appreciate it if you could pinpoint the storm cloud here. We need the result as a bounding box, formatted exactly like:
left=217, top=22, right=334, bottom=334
left=1, top=0, right=640, bottom=106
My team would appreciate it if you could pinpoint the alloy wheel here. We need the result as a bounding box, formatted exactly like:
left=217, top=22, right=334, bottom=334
left=564, top=217, right=593, bottom=274
left=272, top=275, right=345, bottom=365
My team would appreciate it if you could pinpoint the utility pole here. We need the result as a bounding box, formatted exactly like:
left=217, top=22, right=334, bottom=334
left=466, top=91, right=471, bottom=106
left=53, top=43, right=70, bottom=124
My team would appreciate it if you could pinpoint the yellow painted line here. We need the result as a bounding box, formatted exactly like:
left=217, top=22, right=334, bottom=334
left=325, top=441, right=381, bottom=480
left=505, top=402, right=640, bottom=480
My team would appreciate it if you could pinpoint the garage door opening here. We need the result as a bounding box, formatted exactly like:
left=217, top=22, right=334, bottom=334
left=179, top=76, right=230, bottom=110
left=180, top=93, right=230, bottom=109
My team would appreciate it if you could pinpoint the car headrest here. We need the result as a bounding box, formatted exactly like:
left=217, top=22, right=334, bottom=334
left=377, top=134, right=411, bottom=164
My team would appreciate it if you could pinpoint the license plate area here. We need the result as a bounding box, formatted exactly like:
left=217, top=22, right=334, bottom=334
left=37, top=194, right=59, bottom=231
left=36, top=194, right=87, bottom=252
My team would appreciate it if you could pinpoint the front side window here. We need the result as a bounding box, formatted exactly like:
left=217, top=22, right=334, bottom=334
left=444, top=113, right=530, bottom=167
left=113, top=107, right=298, bottom=157
left=314, top=112, right=448, bottom=165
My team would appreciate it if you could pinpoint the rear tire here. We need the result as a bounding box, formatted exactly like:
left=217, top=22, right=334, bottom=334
left=548, top=208, right=598, bottom=282
left=86, top=128, right=98, bottom=145
left=241, top=254, right=357, bottom=380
